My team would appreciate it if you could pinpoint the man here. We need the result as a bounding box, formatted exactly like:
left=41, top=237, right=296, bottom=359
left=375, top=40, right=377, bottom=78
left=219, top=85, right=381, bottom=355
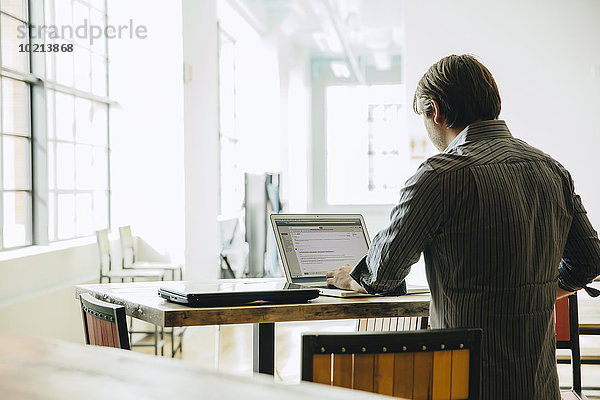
left=326, top=54, right=600, bottom=399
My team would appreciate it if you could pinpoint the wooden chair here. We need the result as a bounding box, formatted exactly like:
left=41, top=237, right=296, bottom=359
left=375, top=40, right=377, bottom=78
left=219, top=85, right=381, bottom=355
left=80, top=293, right=130, bottom=350
left=556, top=294, right=589, bottom=400
left=302, top=328, right=482, bottom=399
left=358, top=316, right=429, bottom=332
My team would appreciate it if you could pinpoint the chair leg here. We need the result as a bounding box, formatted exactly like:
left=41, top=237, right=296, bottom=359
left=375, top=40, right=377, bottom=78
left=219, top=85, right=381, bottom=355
left=161, top=327, right=164, bottom=356
left=171, top=328, right=175, bottom=357
left=179, top=329, right=183, bottom=354
left=154, top=325, right=158, bottom=356
left=215, top=326, right=221, bottom=368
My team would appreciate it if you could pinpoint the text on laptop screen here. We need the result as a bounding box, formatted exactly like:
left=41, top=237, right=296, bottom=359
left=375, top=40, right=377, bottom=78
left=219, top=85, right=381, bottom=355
left=275, top=218, right=368, bottom=278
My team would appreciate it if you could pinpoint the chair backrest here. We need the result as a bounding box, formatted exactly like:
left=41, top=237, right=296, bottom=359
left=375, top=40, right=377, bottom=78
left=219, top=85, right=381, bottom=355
left=80, top=293, right=130, bottom=350
left=96, top=229, right=112, bottom=276
left=555, top=294, right=581, bottom=393
left=119, top=226, right=135, bottom=267
left=358, top=317, right=428, bottom=332
left=302, top=328, right=482, bottom=400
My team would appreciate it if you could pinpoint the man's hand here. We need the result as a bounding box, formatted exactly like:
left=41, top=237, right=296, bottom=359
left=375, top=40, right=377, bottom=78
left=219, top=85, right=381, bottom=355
left=557, top=287, right=573, bottom=300
left=326, top=264, right=367, bottom=293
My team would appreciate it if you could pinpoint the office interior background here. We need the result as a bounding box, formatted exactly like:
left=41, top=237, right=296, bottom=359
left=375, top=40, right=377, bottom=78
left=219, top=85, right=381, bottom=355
left=0, top=0, right=599, bottom=349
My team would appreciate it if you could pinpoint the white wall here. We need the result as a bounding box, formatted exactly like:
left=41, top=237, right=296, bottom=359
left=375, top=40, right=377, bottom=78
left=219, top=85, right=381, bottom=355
left=181, top=0, right=221, bottom=280
left=403, top=0, right=600, bottom=227
left=0, top=241, right=97, bottom=341
left=278, top=42, right=311, bottom=213
left=109, top=0, right=185, bottom=266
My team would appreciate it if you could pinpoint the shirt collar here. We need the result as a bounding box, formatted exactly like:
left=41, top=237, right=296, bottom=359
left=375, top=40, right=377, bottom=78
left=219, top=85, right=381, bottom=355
left=444, top=120, right=512, bottom=153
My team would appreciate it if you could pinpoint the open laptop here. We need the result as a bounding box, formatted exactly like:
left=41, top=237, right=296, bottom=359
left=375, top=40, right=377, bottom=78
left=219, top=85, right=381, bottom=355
left=271, top=214, right=429, bottom=297
left=158, top=280, right=320, bottom=307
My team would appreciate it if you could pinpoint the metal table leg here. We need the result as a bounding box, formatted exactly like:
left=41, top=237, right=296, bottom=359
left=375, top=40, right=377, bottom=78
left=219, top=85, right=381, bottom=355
left=252, top=322, right=275, bottom=375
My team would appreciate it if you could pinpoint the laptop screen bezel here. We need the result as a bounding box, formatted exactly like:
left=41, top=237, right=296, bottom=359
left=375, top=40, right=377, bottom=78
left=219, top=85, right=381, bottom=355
left=270, top=214, right=371, bottom=284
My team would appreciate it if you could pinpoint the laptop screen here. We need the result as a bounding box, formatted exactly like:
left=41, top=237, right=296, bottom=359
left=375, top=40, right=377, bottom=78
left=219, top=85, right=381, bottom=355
left=272, top=216, right=369, bottom=280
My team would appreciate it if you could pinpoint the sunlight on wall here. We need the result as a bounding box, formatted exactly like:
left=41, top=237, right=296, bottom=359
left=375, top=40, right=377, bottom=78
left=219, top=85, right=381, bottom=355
left=108, top=0, right=185, bottom=263
left=326, top=84, right=409, bottom=205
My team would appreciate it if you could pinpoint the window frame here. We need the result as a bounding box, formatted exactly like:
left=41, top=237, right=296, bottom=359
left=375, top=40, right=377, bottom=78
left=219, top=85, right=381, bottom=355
left=1, top=0, right=34, bottom=250
left=0, top=0, right=113, bottom=251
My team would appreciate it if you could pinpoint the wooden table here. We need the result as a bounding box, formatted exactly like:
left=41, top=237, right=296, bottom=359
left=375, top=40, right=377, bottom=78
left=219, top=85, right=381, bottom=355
left=75, top=278, right=430, bottom=374
left=0, top=334, right=402, bottom=400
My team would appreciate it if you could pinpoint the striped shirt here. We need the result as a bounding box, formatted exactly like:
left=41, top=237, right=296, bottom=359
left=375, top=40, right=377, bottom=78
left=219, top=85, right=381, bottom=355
left=351, top=120, right=600, bottom=399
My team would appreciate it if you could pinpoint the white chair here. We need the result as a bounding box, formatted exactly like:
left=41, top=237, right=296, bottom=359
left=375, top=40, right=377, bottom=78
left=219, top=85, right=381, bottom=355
left=96, top=229, right=165, bottom=283
left=119, top=226, right=183, bottom=280
left=118, top=226, right=185, bottom=356
left=218, top=216, right=249, bottom=278
left=95, top=229, right=166, bottom=355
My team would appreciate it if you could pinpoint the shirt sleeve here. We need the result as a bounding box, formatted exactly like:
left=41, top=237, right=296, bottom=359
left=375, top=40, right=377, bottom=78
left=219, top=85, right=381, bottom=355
left=350, top=161, right=442, bottom=294
left=558, top=192, right=600, bottom=297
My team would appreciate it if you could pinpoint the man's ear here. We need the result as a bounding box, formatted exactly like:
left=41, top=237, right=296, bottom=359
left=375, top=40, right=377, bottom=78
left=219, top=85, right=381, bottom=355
left=431, top=100, right=445, bottom=125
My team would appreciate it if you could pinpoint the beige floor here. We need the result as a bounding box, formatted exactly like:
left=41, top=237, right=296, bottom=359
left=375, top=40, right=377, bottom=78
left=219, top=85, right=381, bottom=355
left=133, top=318, right=600, bottom=398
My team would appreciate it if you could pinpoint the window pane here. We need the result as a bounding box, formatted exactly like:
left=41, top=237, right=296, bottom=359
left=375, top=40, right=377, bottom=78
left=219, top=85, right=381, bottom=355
left=90, top=9, right=106, bottom=55
left=56, top=142, right=74, bottom=189
left=92, top=146, right=107, bottom=188
left=75, top=97, right=93, bottom=143
left=46, top=44, right=57, bottom=81
left=74, top=47, right=91, bottom=91
left=76, top=193, right=93, bottom=236
left=90, top=0, right=104, bottom=11
left=54, top=0, right=73, bottom=31
left=3, top=135, right=31, bottom=190
left=44, top=0, right=54, bottom=25
left=47, top=141, right=56, bottom=189
left=1, top=14, right=28, bottom=72
left=75, top=144, right=93, bottom=189
left=3, top=191, right=31, bottom=248
left=57, top=193, right=75, bottom=239
left=91, top=54, right=107, bottom=96
left=93, top=190, right=107, bottom=230
left=55, top=91, right=74, bottom=140
left=2, top=77, right=30, bottom=135
left=1, top=0, right=26, bottom=20
left=48, top=192, right=55, bottom=241
left=72, top=1, right=90, bottom=48
left=46, top=89, right=56, bottom=138
left=91, top=101, right=107, bottom=146
left=326, top=85, right=406, bottom=205
left=55, top=50, right=74, bottom=86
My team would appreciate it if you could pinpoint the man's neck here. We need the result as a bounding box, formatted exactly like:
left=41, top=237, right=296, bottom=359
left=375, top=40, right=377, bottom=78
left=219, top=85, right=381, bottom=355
left=440, top=126, right=463, bottom=151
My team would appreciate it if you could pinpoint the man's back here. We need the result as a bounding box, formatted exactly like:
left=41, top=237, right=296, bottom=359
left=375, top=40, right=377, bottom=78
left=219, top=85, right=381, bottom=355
left=426, top=120, right=570, bottom=398
left=343, top=55, right=600, bottom=399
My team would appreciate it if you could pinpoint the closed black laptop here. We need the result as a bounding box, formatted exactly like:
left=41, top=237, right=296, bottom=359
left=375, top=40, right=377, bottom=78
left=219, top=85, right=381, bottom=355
left=158, top=280, right=319, bottom=307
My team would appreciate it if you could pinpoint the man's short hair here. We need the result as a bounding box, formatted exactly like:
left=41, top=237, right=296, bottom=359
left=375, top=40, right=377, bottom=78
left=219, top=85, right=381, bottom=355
left=413, top=54, right=501, bottom=130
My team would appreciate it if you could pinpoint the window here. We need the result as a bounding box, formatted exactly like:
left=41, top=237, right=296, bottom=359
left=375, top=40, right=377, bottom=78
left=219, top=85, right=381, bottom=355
left=46, top=92, right=109, bottom=240
left=326, top=84, right=407, bottom=205
left=0, top=0, right=110, bottom=249
left=45, top=0, right=110, bottom=241
left=218, top=27, right=243, bottom=215
left=1, top=0, right=32, bottom=249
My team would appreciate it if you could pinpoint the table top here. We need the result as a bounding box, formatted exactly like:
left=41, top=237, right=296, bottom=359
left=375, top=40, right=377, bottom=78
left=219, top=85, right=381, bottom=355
left=75, top=278, right=430, bottom=327
left=0, top=334, right=398, bottom=400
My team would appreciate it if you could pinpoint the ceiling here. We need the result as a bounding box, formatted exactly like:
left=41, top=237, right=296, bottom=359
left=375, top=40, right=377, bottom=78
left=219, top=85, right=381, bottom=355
left=264, top=0, right=404, bottom=69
